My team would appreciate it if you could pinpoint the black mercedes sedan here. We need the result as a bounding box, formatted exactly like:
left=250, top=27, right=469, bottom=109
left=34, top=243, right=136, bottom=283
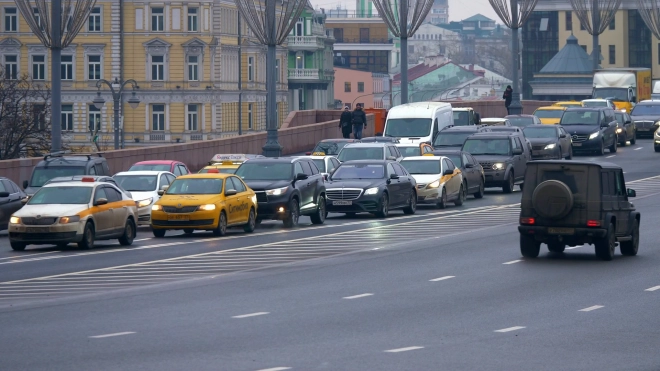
left=523, top=125, right=573, bottom=160
left=324, top=160, right=417, bottom=218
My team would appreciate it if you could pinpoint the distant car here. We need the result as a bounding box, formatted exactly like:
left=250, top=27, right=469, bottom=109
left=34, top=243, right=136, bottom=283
left=307, top=139, right=360, bottom=156
left=428, top=150, right=485, bottom=199
left=23, top=152, right=111, bottom=196
left=480, top=118, right=511, bottom=126
left=113, top=171, right=176, bottom=225
left=400, top=156, right=465, bottom=209
left=452, top=107, right=481, bottom=126
left=432, top=125, right=492, bottom=149
left=560, top=107, right=618, bottom=155
left=199, top=154, right=264, bottom=174
left=295, top=155, right=341, bottom=180
left=45, top=175, right=131, bottom=197
left=582, top=98, right=616, bottom=109
left=0, top=177, right=26, bottom=231
left=395, top=143, right=434, bottom=157
left=523, top=125, right=573, bottom=160
left=488, top=126, right=523, bottom=134
left=361, top=136, right=401, bottom=143
left=337, top=143, right=404, bottom=162
left=533, top=106, right=566, bottom=125
left=505, top=114, right=542, bottom=128
left=128, top=160, right=190, bottom=176
left=613, top=111, right=637, bottom=146
left=553, top=101, right=584, bottom=108
left=630, top=99, right=660, bottom=137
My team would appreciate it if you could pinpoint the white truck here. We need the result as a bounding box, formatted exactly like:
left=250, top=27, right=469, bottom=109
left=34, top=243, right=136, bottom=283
left=383, top=102, right=453, bottom=145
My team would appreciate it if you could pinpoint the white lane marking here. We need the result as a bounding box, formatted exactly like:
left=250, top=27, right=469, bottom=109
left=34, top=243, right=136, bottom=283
left=579, top=305, right=604, bottom=312
left=384, top=346, right=424, bottom=353
left=635, top=147, right=643, bottom=150
left=343, top=293, right=373, bottom=300
left=134, top=238, right=152, bottom=242
left=89, top=331, right=135, bottom=339
left=645, top=285, right=660, bottom=292
left=0, top=251, right=59, bottom=261
left=606, top=155, right=616, bottom=158
left=232, top=312, right=269, bottom=319
left=503, top=260, right=522, bottom=265
left=494, top=326, right=526, bottom=333
left=430, top=276, right=455, bottom=282
left=256, top=368, right=291, bottom=371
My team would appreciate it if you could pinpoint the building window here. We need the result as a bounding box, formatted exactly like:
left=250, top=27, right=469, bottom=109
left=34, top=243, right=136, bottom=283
left=152, top=55, right=165, bottom=81
left=4, top=7, right=17, bottom=32
left=88, top=7, right=101, bottom=32
left=187, top=55, right=199, bottom=81
left=187, top=104, right=198, bottom=131
left=151, top=7, right=164, bottom=31
left=187, top=8, right=198, bottom=32
left=152, top=104, right=165, bottom=131
left=4, top=55, right=18, bottom=80
left=344, top=82, right=351, bottom=92
left=88, top=105, right=101, bottom=133
left=31, top=55, right=45, bottom=80
left=61, top=104, right=73, bottom=131
left=609, top=18, right=615, bottom=30
left=87, top=55, right=101, bottom=80
left=565, top=11, right=572, bottom=31
left=61, top=55, right=73, bottom=80
left=358, top=82, right=364, bottom=92
left=33, top=7, right=43, bottom=30
left=248, top=103, right=253, bottom=129
left=248, top=56, right=254, bottom=81
left=609, top=45, right=616, bottom=64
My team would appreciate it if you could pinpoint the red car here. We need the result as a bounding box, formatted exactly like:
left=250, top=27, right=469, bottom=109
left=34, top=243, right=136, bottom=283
left=128, top=160, right=190, bottom=176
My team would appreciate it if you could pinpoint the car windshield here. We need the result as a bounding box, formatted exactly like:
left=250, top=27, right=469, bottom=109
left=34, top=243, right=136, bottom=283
left=523, top=127, right=557, bottom=138
left=199, top=168, right=236, bottom=174
left=312, top=141, right=349, bottom=155
left=534, top=110, right=564, bottom=119
left=113, top=175, right=158, bottom=191
left=398, top=147, right=421, bottom=157
left=337, top=147, right=384, bottom=161
left=434, top=132, right=471, bottom=147
left=166, top=178, right=224, bottom=194
left=235, top=163, right=293, bottom=181
left=631, top=104, right=660, bottom=116
left=614, top=112, right=624, bottom=123
left=129, top=164, right=172, bottom=171
left=331, top=164, right=385, bottom=180
left=462, top=138, right=511, bottom=155
left=30, top=167, right=86, bottom=188
left=482, top=120, right=506, bottom=126
left=312, top=159, right=325, bottom=172
left=583, top=101, right=609, bottom=107
left=400, top=160, right=441, bottom=174
left=592, top=88, right=628, bottom=101
left=28, top=186, right=92, bottom=204
left=453, top=111, right=471, bottom=126
left=384, top=118, right=432, bottom=137
left=560, top=111, right=600, bottom=125
left=507, top=117, right=534, bottom=127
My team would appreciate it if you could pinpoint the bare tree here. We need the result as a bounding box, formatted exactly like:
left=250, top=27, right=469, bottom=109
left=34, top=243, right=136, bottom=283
left=637, top=0, right=660, bottom=39
left=570, top=0, right=622, bottom=70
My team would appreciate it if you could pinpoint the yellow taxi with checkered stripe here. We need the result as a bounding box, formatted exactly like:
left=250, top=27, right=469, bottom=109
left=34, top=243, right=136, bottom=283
left=399, top=156, right=465, bottom=209
left=150, top=170, right=257, bottom=237
left=8, top=177, right=138, bottom=251
left=198, top=154, right=264, bottom=174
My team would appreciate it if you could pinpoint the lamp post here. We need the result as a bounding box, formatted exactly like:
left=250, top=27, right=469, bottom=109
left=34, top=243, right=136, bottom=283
left=92, top=78, right=140, bottom=150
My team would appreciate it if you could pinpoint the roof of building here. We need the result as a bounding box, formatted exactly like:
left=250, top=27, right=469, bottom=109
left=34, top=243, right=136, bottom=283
left=538, top=34, right=593, bottom=74
left=462, top=14, right=495, bottom=22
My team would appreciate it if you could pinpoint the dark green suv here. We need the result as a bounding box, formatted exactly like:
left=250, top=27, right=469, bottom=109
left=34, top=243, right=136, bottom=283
left=518, top=160, right=640, bottom=261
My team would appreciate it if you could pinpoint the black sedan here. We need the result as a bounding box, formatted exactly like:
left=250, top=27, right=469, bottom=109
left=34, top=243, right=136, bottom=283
left=523, top=125, right=573, bottom=160
left=324, top=160, right=417, bottom=218
left=429, top=150, right=485, bottom=198
left=0, top=177, right=27, bottom=230
left=614, top=111, right=637, bottom=146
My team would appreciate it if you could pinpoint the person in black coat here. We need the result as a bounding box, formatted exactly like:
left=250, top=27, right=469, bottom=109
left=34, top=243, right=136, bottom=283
left=503, top=85, right=513, bottom=115
left=351, top=104, right=367, bottom=140
left=339, top=106, right=353, bottom=139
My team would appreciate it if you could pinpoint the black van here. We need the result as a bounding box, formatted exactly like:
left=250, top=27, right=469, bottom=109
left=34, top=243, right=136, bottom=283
left=23, top=152, right=111, bottom=195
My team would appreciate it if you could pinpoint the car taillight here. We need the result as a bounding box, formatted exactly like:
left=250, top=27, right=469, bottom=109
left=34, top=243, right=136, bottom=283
left=520, top=217, right=535, bottom=225
left=587, top=220, right=601, bottom=227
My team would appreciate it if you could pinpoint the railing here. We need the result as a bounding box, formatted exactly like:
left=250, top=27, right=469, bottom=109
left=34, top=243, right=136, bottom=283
left=288, top=68, right=320, bottom=79
left=287, top=35, right=324, bottom=49
left=311, top=23, right=325, bottom=36
left=334, top=38, right=393, bottom=44
left=325, top=10, right=382, bottom=18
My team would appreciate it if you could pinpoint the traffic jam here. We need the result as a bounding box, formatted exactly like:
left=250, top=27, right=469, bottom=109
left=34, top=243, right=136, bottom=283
left=1, top=98, right=651, bottom=260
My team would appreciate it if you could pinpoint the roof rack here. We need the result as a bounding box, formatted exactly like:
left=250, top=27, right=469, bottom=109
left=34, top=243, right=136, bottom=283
left=43, top=151, right=104, bottom=161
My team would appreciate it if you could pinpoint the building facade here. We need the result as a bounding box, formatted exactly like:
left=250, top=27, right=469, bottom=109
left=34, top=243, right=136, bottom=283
left=425, top=0, right=449, bottom=25
left=333, top=67, right=389, bottom=109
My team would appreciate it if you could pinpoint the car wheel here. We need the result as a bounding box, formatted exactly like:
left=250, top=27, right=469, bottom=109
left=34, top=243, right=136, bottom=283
left=619, top=132, right=627, bottom=147
left=118, top=219, right=136, bottom=246
left=10, top=241, right=26, bottom=251
left=620, top=219, right=639, bottom=256
left=78, top=222, right=95, bottom=250
left=310, top=195, right=326, bottom=224
left=255, top=217, right=263, bottom=225
left=152, top=228, right=166, bottom=238
left=474, top=178, right=484, bottom=199
left=213, top=211, right=228, bottom=236
left=283, top=199, right=300, bottom=228
left=183, top=228, right=194, bottom=235
left=403, top=190, right=417, bottom=214
left=375, top=193, right=389, bottom=218
left=436, top=188, right=447, bottom=209
left=630, top=130, right=637, bottom=145
left=594, top=223, right=616, bottom=261
left=520, top=234, right=540, bottom=258
left=243, top=208, right=257, bottom=233
left=503, top=172, right=514, bottom=194
left=547, top=242, right=565, bottom=253
left=454, top=184, right=465, bottom=206
left=597, top=140, right=605, bottom=156
left=566, top=146, right=573, bottom=160
left=609, top=137, right=617, bottom=153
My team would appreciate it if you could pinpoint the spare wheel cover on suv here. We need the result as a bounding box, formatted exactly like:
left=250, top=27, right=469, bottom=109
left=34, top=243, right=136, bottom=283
left=531, top=180, right=574, bottom=219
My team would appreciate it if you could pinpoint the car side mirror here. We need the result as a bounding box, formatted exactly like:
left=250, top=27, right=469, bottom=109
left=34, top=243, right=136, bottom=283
left=627, top=188, right=636, bottom=198
left=600, top=122, right=609, bottom=128
left=157, top=190, right=165, bottom=196
left=389, top=173, right=399, bottom=179
left=625, top=120, right=631, bottom=124
left=512, top=148, right=523, bottom=155
left=323, top=173, right=329, bottom=181
left=559, top=134, right=567, bottom=138
left=465, top=163, right=474, bottom=168
left=443, top=169, right=454, bottom=175
left=161, top=185, right=169, bottom=191
left=0, top=192, right=9, bottom=198
left=225, top=189, right=237, bottom=196
left=22, top=180, right=28, bottom=189
left=94, top=198, right=108, bottom=206
left=295, top=173, right=308, bottom=181
left=21, top=197, right=29, bottom=204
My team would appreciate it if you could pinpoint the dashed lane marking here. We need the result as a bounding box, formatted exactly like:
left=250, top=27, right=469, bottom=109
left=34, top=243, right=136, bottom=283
left=494, top=326, right=526, bottom=333
left=579, top=305, right=604, bottom=312
left=343, top=293, right=373, bottom=300
left=606, top=155, right=616, bottom=158
left=89, top=331, right=135, bottom=339
left=255, top=368, right=291, bottom=371
left=644, top=285, right=660, bottom=292
left=429, top=276, right=455, bottom=282
left=384, top=346, right=424, bottom=353
left=232, top=312, right=269, bottom=319
left=503, top=260, right=522, bottom=265
left=634, top=147, right=643, bottom=150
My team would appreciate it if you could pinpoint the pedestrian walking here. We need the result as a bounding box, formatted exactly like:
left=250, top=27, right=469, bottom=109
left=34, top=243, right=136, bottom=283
left=503, top=85, right=513, bottom=115
left=339, top=106, right=353, bottom=139
left=351, top=104, right=367, bottom=140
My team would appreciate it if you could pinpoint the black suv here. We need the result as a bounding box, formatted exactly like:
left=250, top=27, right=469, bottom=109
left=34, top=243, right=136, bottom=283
left=518, top=160, right=639, bottom=261
left=234, top=157, right=326, bottom=227
left=629, top=99, right=660, bottom=137
left=559, top=107, right=618, bottom=155
left=432, top=125, right=491, bottom=149
left=461, top=132, right=531, bottom=193
left=23, top=152, right=111, bottom=196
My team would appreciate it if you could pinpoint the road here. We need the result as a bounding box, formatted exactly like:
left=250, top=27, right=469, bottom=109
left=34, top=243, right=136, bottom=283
left=1, top=141, right=659, bottom=370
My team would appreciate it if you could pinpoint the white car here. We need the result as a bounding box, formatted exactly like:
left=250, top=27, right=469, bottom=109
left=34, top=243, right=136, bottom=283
left=399, top=156, right=465, bottom=208
left=296, top=155, right=341, bottom=180
left=582, top=98, right=616, bottom=109
left=480, top=118, right=512, bottom=126
left=113, top=171, right=176, bottom=225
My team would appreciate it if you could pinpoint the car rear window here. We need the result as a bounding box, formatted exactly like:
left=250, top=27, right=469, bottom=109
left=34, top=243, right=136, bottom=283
left=537, top=167, right=588, bottom=194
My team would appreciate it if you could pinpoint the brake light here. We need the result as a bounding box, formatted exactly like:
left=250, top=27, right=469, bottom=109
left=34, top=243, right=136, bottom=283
left=587, top=220, right=601, bottom=227
left=520, top=217, right=535, bottom=225
left=207, top=169, right=219, bottom=173
left=81, top=177, right=95, bottom=182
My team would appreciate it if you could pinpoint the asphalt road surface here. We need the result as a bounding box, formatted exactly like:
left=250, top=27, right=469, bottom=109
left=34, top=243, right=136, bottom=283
left=1, top=141, right=660, bottom=370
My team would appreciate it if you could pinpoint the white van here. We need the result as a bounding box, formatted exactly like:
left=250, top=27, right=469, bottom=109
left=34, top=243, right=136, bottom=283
left=383, top=102, right=453, bottom=145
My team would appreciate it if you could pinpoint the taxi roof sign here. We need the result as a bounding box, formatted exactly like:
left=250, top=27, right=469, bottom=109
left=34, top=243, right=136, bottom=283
left=209, top=154, right=264, bottom=165
left=81, top=177, right=95, bottom=182
left=312, top=151, right=326, bottom=156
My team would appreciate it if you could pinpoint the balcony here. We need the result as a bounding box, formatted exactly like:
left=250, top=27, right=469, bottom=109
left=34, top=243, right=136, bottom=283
left=288, top=68, right=320, bottom=80
left=287, top=35, right=325, bottom=51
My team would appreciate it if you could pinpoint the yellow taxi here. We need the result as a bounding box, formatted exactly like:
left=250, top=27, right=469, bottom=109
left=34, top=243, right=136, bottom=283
left=553, top=101, right=584, bottom=108
left=150, top=171, right=257, bottom=237
left=533, top=106, right=566, bottom=125
left=395, top=143, right=434, bottom=157
left=198, top=154, right=263, bottom=174
left=8, top=177, right=138, bottom=251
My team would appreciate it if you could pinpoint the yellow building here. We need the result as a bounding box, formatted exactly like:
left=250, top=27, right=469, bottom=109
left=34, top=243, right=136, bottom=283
left=0, top=0, right=290, bottom=148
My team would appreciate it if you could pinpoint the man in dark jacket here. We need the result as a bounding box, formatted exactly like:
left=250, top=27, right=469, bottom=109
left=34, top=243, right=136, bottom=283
left=503, top=85, right=513, bottom=115
left=339, top=106, right=353, bottom=138
left=351, top=104, right=367, bottom=140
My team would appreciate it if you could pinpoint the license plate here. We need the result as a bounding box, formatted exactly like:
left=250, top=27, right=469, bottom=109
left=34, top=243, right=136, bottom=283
left=572, top=143, right=582, bottom=147
left=332, top=201, right=352, bottom=206
left=548, top=227, right=575, bottom=235
left=168, top=215, right=189, bottom=221
left=638, top=128, right=649, bottom=131
left=26, top=227, right=49, bottom=233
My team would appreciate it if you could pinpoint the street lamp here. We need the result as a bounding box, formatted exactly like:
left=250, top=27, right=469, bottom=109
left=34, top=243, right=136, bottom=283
left=92, top=78, right=140, bottom=150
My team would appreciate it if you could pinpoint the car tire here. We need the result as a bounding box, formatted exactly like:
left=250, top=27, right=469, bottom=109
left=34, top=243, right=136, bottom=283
left=436, top=188, right=447, bottom=209
left=283, top=199, right=300, bottom=228
left=213, top=211, right=228, bottom=236
left=403, top=190, right=417, bottom=214
left=152, top=228, right=166, bottom=238
left=10, top=241, right=26, bottom=251
left=620, top=219, right=639, bottom=256
left=566, top=146, right=573, bottom=160
left=547, top=242, right=565, bottom=253
left=520, top=234, right=540, bottom=258
left=243, top=208, right=257, bottom=233
left=454, top=184, right=465, bottom=206
left=375, top=193, right=389, bottom=218
left=503, top=171, right=514, bottom=194
left=630, top=131, right=637, bottom=145
left=597, top=140, right=605, bottom=156
left=118, top=219, right=136, bottom=246
left=78, top=222, right=95, bottom=250
left=619, top=132, right=627, bottom=147
left=474, top=178, right=484, bottom=199
left=609, top=137, right=617, bottom=153
left=183, top=228, right=194, bottom=234
left=310, top=195, right=326, bottom=224
left=255, top=218, right=262, bottom=225
left=594, top=223, right=616, bottom=261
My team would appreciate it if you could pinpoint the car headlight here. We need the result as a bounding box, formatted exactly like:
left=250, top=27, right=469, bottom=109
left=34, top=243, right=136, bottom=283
left=152, top=205, right=163, bottom=211
left=59, top=215, right=80, bottom=224
left=251, top=195, right=257, bottom=204
left=198, top=204, right=216, bottom=211
left=265, top=186, right=289, bottom=196
left=9, top=216, right=20, bottom=224
left=427, top=180, right=441, bottom=188
left=364, top=187, right=379, bottom=195
left=544, top=143, right=556, bottom=150
left=616, top=128, right=623, bottom=133
left=588, top=132, right=599, bottom=140
left=137, top=197, right=153, bottom=208
left=620, top=109, right=626, bottom=112
left=492, top=163, right=505, bottom=170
